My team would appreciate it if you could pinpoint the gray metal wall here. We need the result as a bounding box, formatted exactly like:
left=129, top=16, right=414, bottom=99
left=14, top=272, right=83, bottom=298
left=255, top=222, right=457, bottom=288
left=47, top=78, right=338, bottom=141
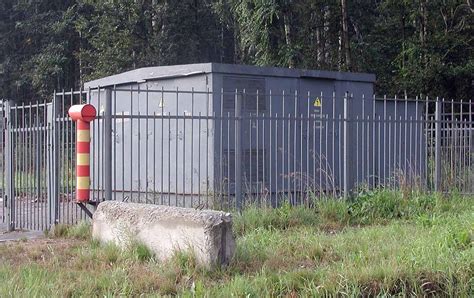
left=89, top=74, right=214, bottom=205
left=88, top=69, right=428, bottom=206
left=212, top=73, right=377, bottom=198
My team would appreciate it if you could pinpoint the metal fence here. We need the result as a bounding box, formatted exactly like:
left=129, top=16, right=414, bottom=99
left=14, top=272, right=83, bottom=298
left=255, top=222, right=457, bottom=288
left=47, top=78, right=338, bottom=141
left=1, top=88, right=473, bottom=230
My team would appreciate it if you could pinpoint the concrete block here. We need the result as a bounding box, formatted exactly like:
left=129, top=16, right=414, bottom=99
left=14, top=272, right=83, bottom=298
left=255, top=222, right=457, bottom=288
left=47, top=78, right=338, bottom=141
left=92, top=201, right=235, bottom=267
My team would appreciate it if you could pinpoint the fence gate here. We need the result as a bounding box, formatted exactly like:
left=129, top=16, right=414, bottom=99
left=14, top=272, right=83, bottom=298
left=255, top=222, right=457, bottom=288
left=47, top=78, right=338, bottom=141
left=1, top=92, right=88, bottom=231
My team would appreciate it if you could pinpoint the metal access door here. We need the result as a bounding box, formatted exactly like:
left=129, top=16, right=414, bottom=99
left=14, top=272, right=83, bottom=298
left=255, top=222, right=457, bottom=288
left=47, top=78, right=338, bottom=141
left=1, top=92, right=87, bottom=231
left=1, top=100, right=56, bottom=231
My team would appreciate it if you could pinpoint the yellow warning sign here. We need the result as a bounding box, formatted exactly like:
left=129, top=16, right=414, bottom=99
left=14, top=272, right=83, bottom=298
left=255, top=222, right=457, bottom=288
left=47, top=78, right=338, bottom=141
left=313, top=97, right=322, bottom=107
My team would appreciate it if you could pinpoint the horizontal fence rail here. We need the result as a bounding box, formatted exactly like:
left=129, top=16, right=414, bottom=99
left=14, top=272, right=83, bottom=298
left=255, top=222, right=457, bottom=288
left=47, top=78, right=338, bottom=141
left=86, top=88, right=473, bottom=210
left=0, top=88, right=473, bottom=230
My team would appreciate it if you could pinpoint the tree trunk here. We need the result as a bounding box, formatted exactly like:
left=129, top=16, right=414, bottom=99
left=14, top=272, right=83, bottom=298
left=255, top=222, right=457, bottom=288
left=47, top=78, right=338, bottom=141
left=151, top=0, right=157, bottom=29
left=341, top=0, right=351, bottom=71
left=323, top=6, right=330, bottom=67
left=419, top=0, right=427, bottom=47
left=316, top=25, right=322, bottom=66
left=283, top=10, right=295, bottom=68
left=313, top=6, right=323, bottom=67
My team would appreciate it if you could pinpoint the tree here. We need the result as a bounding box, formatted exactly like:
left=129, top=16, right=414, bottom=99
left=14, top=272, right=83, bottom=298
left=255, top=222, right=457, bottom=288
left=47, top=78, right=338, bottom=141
left=0, top=0, right=77, bottom=100
left=0, top=0, right=472, bottom=101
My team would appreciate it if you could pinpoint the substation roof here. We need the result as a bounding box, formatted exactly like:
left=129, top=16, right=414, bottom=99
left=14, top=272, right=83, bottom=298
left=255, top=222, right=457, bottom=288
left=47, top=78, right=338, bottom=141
left=85, top=63, right=376, bottom=89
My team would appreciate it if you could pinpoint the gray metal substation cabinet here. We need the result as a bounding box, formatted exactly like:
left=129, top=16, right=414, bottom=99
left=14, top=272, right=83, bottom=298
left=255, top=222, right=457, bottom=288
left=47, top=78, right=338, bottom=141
left=85, top=63, right=423, bottom=206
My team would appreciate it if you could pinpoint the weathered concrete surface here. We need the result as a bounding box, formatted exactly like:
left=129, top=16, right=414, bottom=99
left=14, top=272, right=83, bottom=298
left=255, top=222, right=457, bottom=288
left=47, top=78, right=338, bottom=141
left=92, top=201, right=235, bottom=267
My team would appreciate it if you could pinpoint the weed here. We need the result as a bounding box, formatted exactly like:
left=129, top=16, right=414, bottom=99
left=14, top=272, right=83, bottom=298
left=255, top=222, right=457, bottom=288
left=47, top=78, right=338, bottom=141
left=171, top=250, right=198, bottom=275
left=67, top=221, right=91, bottom=240
left=127, top=241, right=154, bottom=262
left=102, top=243, right=121, bottom=264
left=0, top=191, right=472, bottom=296
left=233, top=203, right=320, bottom=236
left=52, top=224, right=70, bottom=238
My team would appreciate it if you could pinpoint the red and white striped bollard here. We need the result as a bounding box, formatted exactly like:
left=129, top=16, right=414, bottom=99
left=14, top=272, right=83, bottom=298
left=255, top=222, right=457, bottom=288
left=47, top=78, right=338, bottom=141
left=68, top=104, right=97, bottom=203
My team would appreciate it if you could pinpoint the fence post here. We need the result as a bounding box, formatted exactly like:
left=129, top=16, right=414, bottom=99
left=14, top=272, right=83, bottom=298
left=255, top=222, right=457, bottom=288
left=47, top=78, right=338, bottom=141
left=434, top=97, right=442, bottom=192
left=104, top=88, right=113, bottom=200
left=47, top=92, right=60, bottom=228
left=235, top=90, right=242, bottom=210
left=4, top=100, right=14, bottom=231
left=36, top=129, right=41, bottom=201
left=343, top=92, right=351, bottom=199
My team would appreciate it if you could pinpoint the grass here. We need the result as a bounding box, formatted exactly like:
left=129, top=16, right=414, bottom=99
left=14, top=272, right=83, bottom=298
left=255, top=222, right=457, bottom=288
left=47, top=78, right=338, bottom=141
left=0, top=189, right=472, bottom=296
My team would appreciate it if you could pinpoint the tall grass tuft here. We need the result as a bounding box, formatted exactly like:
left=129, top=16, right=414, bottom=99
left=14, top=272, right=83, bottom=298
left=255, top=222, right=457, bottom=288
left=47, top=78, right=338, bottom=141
left=127, top=241, right=154, bottom=262
left=50, top=221, right=91, bottom=240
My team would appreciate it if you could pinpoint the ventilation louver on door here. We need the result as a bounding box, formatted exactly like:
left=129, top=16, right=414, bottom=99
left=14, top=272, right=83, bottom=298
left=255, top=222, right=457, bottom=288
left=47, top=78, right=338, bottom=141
left=223, top=77, right=266, bottom=111
left=222, top=149, right=267, bottom=192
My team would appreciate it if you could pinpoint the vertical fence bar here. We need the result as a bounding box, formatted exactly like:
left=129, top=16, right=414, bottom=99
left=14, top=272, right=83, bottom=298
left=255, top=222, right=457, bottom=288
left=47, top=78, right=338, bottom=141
left=377, top=114, right=381, bottom=187
left=14, top=106, right=18, bottom=229
left=424, top=97, right=429, bottom=189
left=129, top=87, right=133, bottom=202
left=5, top=100, right=14, bottom=231
left=262, top=107, right=266, bottom=206
left=20, top=103, right=25, bottom=229
left=113, top=87, right=117, bottom=202
left=0, top=101, right=4, bottom=224
left=218, top=89, right=222, bottom=207
left=28, top=104, right=33, bottom=228
left=145, top=87, right=149, bottom=203
left=434, top=97, right=442, bottom=192
left=183, top=109, right=186, bottom=205
left=219, top=88, right=223, bottom=208
left=175, top=88, right=179, bottom=206
left=235, top=90, right=242, bottom=210
left=269, top=90, right=273, bottom=206
left=404, top=97, right=408, bottom=176
left=59, top=93, right=64, bottom=224
left=121, top=110, right=125, bottom=201
left=356, top=114, right=359, bottom=188
left=343, top=92, right=350, bottom=199
left=137, top=88, right=141, bottom=202
left=414, top=96, right=419, bottom=184
left=383, top=96, right=387, bottom=184
left=300, top=111, right=304, bottom=202
left=42, top=98, right=47, bottom=230
left=469, top=100, right=473, bottom=193
left=50, top=92, right=60, bottom=228
left=65, top=92, right=70, bottom=224
left=256, top=90, right=260, bottom=204
left=35, top=103, right=40, bottom=228
left=293, top=94, right=297, bottom=203
left=206, top=89, right=210, bottom=207
left=104, top=89, right=113, bottom=201
left=372, top=95, right=376, bottom=187
left=160, top=87, right=164, bottom=205
left=361, top=95, right=366, bottom=184
left=319, top=93, right=323, bottom=198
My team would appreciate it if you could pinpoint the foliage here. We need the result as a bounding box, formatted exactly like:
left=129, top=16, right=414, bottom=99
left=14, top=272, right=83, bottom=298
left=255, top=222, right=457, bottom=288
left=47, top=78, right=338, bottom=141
left=0, top=1, right=472, bottom=101
left=0, top=192, right=472, bottom=296
left=51, top=221, right=91, bottom=239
